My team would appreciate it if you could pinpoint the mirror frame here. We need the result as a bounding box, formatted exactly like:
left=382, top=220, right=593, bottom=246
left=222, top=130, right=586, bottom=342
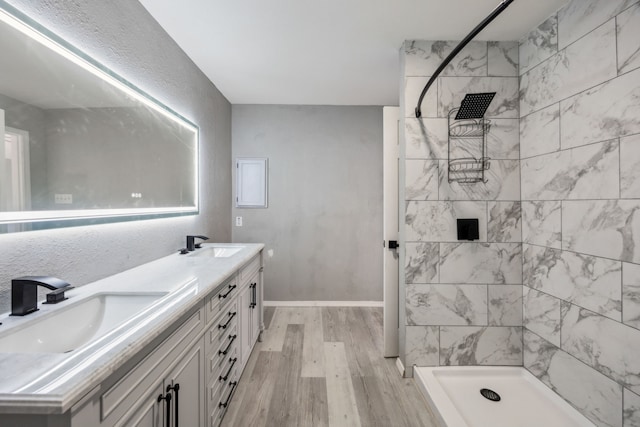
left=0, top=1, right=199, bottom=233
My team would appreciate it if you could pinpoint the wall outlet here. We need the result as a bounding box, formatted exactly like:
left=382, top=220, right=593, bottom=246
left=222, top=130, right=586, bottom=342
left=54, top=194, right=73, bottom=204
left=235, top=216, right=243, bottom=227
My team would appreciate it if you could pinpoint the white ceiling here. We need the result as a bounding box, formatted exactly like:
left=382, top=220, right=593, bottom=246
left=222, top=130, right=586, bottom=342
left=139, top=0, right=569, bottom=106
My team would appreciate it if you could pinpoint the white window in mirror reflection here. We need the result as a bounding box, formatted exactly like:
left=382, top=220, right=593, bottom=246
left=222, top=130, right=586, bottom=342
left=1, top=109, right=31, bottom=218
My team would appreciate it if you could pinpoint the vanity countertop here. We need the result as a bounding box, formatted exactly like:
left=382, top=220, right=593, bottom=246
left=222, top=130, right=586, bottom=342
left=0, top=243, right=264, bottom=414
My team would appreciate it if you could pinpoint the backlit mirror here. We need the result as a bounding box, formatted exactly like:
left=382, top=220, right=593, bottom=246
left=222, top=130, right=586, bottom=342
left=0, top=3, right=198, bottom=233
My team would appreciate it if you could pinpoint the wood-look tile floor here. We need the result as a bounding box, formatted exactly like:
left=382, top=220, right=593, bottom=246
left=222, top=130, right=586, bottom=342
left=221, top=307, right=439, bottom=427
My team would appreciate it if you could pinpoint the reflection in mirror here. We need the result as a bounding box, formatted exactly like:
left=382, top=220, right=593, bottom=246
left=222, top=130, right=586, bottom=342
left=0, top=3, right=198, bottom=233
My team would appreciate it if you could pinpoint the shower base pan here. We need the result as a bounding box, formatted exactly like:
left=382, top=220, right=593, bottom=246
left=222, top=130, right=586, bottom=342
left=414, top=366, right=595, bottom=427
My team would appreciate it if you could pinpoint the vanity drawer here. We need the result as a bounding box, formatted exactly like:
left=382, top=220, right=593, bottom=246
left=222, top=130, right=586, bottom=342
left=238, top=255, right=261, bottom=288
left=208, top=330, right=238, bottom=380
left=205, top=303, right=238, bottom=354
left=205, top=276, right=237, bottom=324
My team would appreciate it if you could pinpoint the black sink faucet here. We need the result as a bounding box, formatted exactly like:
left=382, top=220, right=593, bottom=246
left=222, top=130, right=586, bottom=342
left=186, top=235, right=209, bottom=251
left=11, top=276, right=74, bottom=316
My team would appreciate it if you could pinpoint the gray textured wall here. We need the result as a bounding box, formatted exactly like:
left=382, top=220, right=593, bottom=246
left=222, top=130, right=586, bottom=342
left=0, top=0, right=232, bottom=312
left=232, top=105, right=383, bottom=302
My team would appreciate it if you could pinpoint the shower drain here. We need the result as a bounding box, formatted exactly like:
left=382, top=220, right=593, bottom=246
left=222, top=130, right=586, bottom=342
left=480, top=388, right=501, bottom=402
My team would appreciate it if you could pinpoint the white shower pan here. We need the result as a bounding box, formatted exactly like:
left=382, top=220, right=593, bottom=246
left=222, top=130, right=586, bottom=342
left=414, top=366, right=595, bottom=427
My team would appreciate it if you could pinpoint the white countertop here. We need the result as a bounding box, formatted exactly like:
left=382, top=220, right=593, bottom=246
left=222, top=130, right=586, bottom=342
left=0, top=243, right=264, bottom=414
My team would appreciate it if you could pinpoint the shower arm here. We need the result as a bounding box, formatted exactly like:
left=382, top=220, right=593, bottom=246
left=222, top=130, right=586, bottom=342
left=414, top=0, right=515, bottom=118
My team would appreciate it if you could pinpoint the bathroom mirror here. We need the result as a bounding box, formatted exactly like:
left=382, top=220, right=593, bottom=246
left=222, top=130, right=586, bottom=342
left=0, top=2, right=198, bottom=233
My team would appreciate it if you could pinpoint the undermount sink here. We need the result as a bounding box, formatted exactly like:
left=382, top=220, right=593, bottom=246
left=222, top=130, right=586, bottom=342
left=0, top=292, right=167, bottom=354
left=190, top=246, right=243, bottom=258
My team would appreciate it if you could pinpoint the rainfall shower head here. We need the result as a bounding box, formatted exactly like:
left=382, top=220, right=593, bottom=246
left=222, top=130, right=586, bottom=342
left=454, top=92, right=496, bottom=120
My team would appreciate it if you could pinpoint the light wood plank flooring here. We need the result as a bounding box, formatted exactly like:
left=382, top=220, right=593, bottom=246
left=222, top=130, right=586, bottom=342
left=222, top=307, right=439, bottom=427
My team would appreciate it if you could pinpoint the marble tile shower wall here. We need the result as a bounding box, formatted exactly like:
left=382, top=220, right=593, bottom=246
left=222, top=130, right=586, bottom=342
left=520, top=0, right=640, bottom=426
left=402, top=40, right=523, bottom=375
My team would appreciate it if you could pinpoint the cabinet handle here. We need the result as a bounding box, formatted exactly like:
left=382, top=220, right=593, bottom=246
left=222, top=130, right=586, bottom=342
left=167, top=383, right=180, bottom=427
left=219, top=284, right=237, bottom=299
left=219, top=334, right=237, bottom=355
left=219, top=357, right=238, bottom=382
left=251, top=283, right=257, bottom=309
left=218, top=311, right=237, bottom=330
left=157, top=392, right=171, bottom=426
left=219, top=381, right=238, bottom=409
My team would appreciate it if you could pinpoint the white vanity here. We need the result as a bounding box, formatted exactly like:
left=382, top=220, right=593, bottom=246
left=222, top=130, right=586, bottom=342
left=0, top=243, right=264, bottom=427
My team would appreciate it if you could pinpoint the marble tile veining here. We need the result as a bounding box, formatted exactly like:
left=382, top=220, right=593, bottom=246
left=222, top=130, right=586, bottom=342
left=405, top=326, right=439, bottom=367
left=440, top=326, right=522, bottom=366
left=438, top=77, right=519, bottom=118
left=519, top=14, right=558, bottom=75
left=404, top=242, right=439, bottom=284
left=562, top=200, right=640, bottom=263
left=438, top=159, right=521, bottom=201
left=621, top=134, right=640, bottom=199
left=523, top=286, right=561, bottom=346
left=488, top=42, right=518, bottom=77
left=624, top=388, right=640, bottom=427
left=519, top=103, right=560, bottom=159
left=404, top=40, right=487, bottom=77
left=405, top=201, right=487, bottom=242
left=406, top=284, right=488, bottom=326
left=522, top=201, right=562, bottom=248
left=523, top=244, right=622, bottom=320
left=558, top=0, right=637, bottom=49
left=561, top=302, right=640, bottom=395
left=488, top=285, right=522, bottom=326
left=405, top=118, right=448, bottom=159
left=405, top=77, right=438, bottom=118
left=623, top=263, right=640, bottom=329
left=520, top=20, right=617, bottom=117
left=487, top=201, right=521, bottom=243
left=524, top=330, right=623, bottom=427
left=405, top=160, right=439, bottom=200
left=439, top=243, right=522, bottom=284
left=486, top=119, right=520, bottom=160
left=617, top=3, right=640, bottom=74
left=560, top=67, right=640, bottom=150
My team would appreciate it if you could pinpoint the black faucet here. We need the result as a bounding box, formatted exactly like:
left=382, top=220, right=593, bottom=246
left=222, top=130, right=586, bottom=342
left=11, top=276, right=74, bottom=316
left=186, top=235, right=209, bottom=251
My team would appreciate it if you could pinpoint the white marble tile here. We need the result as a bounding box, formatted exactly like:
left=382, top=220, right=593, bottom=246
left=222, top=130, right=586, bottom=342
left=522, top=201, right=562, bottom=248
left=405, top=242, right=439, bottom=284
left=521, top=140, right=620, bottom=200
left=520, top=20, right=617, bottom=117
left=405, top=77, right=438, bottom=118
left=405, top=118, right=448, bottom=159
left=440, top=243, right=522, bottom=284
left=438, top=159, right=521, bottom=201
left=623, top=263, right=640, bottom=329
left=440, top=326, right=522, bottom=366
left=523, top=286, right=561, bottom=346
left=488, top=201, right=521, bottom=243
left=519, top=14, right=558, bottom=75
left=438, top=77, right=519, bottom=118
left=406, top=160, right=439, bottom=200
left=524, top=330, right=623, bottom=427
left=560, top=67, right=640, bottom=150
left=625, top=388, right=640, bottom=427
left=561, top=302, right=640, bottom=395
left=524, top=244, right=622, bottom=320
left=405, top=201, right=487, bottom=242
left=621, top=134, right=640, bottom=199
left=520, top=103, right=560, bottom=159
left=404, top=40, right=488, bottom=77
left=488, top=285, right=522, bottom=326
left=487, top=119, right=520, bottom=160
left=488, top=42, right=518, bottom=77
left=406, top=284, right=487, bottom=326
left=563, top=200, right=640, bottom=263
left=405, top=326, right=439, bottom=367
left=617, top=3, right=640, bottom=74
left=558, top=0, right=637, bottom=49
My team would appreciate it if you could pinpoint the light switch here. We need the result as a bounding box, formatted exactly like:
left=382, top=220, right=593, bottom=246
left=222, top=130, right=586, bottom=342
left=235, top=216, right=243, bottom=227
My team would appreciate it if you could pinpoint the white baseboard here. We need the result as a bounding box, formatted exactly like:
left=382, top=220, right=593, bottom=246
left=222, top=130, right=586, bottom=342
left=396, top=357, right=405, bottom=377
left=264, top=300, right=383, bottom=307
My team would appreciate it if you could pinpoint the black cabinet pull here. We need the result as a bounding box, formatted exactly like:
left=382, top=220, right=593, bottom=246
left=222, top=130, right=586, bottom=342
left=219, top=284, right=237, bottom=299
left=157, top=392, right=171, bottom=426
left=250, top=283, right=257, bottom=309
left=219, top=357, right=238, bottom=382
left=219, top=381, right=238, bottom=409
left=218, top=311, right=237, bottom=330
left=219, top=334, right=237, bottom=355
left=167, top=383, right=180, bottom=427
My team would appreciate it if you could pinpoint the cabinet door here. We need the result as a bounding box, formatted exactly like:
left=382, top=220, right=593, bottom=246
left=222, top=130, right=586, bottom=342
left=238, top=284, right=252, bottom=368
left=250, top=272, right=261, bottom=347
left=166, top=339, right=205, bottom=427
left=114, top=383, right=164, bottom=427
